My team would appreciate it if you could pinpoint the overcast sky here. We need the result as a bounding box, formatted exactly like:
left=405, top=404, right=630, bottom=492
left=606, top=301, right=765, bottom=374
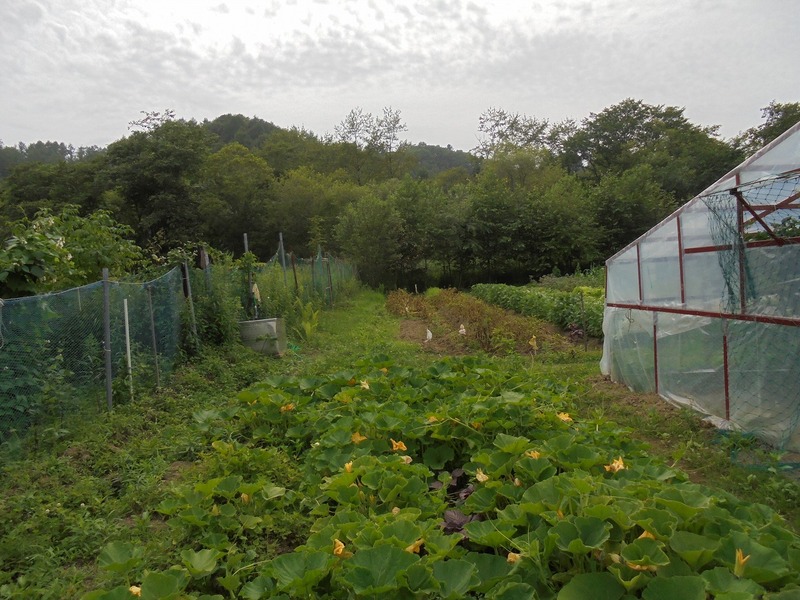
left=2, top=0, right=798, bottom=152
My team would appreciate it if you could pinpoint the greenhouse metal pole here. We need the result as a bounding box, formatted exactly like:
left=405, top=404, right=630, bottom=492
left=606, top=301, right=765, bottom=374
left=102, top=268, right=113, bottom=411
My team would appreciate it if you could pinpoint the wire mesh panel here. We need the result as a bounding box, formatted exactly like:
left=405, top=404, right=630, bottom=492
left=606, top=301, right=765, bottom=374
left=0, top=267, right=185, bottom=442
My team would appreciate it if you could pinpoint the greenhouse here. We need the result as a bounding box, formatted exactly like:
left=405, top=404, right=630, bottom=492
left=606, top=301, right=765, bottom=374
left=601, top=122, right=800, bottom=452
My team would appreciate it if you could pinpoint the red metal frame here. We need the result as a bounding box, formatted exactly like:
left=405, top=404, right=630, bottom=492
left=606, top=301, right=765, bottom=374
left=606, top=302, right=800, bottom=328
left=677, top=215, right=686, bottom=304
left=684, top=236, right=800, bottom=254
left=653, top=313, right=659, bottom=394
left=722, top=323, right=730, bottom=421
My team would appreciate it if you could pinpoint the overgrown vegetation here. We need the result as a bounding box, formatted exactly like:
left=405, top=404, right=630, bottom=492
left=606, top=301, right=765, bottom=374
left=1, top=289, right=798, bottom=598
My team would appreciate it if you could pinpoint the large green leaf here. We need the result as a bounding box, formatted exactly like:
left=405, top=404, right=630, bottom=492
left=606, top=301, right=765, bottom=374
left=486, top=582, right=537, bottom=600
left=621, top=538, right=670, bottom=569
left=552, top=517, right=611, bottom=554
left=97, top=541, right=143, bottom=574
left=341, top=545, right=419, bottom=595
left=641, top=575, right=705, bottom=600
left=557, top=572, right=625, bottom=600
left=432, top=559, right=479, bottom=599
left=269, top=551, right=333, bottom=592
left=717, top=531, right=792, bottom=584
left=701, top=567, right=764, bottom=597
left=140, top=571, right=188, bottom=600
left=464, top=519, right=517, bottom=548
left=462, top=552, right=513, bottom=592
left=180, top=548, right=220, bottom=578
left=493, top=433, right=531, bottom=454
left=668, top=531, right=718, bottom=569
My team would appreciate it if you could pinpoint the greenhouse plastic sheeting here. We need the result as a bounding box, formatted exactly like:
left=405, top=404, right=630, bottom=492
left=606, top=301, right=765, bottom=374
left=601, top=122, right=800, bottom=452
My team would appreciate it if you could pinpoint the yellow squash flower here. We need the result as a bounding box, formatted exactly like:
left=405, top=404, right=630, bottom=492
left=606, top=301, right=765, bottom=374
left=351, top=431, right=368, bottom=444
left=557, top=412, right=573, bottom=423
left=391, top=439, right=407, bottom=452
left=240, top=493, right=251, bottom=505
left=734, top=548, right=751, bottom=577
left=427, top=415, right=440, bottom=423
left=360, top=380, right=370, bottom=390
left=638, top=530, right=655, bottom=540
left=405, top=538, right=424, bottom=553
left=604, top=457, right=626, bottom=473
left=344, top=461, right=353, bottom=473
left=507, top=552, right=521, bottom=564
left=280, top=403, right=295, bottom=413
left=475, top=468, right=489, bottom=483
left=401, top=455, right=413, bottom=464
left=380, top=367, right=389, bottom=374
left=333, top=539, right=352, bottom=558
left=525, top=450, right=541, bottom=459
left=129, top=586, right=142, bottom=597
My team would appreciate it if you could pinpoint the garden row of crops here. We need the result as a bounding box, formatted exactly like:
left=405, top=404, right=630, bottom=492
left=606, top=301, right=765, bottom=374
left=88, top=354, right=800, bottom=599
left=470, top=284, right=605, bottom=339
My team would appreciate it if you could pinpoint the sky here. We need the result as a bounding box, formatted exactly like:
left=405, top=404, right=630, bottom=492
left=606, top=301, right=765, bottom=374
left=1, top=0, right=799, bottom=152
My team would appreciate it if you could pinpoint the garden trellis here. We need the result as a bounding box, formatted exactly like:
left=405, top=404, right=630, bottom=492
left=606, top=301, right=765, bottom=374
left=601, top=121, right=800, bottom=452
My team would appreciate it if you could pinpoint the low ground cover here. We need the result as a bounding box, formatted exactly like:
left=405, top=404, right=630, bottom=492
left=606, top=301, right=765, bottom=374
left=1, top=289, right=798, bottom=598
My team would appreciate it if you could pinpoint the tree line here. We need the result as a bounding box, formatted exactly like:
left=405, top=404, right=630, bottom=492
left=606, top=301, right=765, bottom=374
left=1, top=99, right=798, bottom=294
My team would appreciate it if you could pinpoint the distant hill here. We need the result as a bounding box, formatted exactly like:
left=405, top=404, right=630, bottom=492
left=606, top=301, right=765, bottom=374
left=203, top=114, right=281, bottom=150
left=406, top=142, right=478, bottom=179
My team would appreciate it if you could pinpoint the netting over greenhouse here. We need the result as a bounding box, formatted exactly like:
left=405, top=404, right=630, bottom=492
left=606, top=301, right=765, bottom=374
left=601, top=122, right=800, bottom=452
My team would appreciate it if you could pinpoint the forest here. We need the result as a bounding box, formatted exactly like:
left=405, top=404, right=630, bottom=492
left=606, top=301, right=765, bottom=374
left=1, top=99, right=799, bottom=295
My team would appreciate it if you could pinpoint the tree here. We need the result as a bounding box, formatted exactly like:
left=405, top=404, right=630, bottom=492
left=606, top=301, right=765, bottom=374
left=103, top=119, right=212, bottom=248
left=733, top=101, right=800, bottom=155
left=591, top=164, right=676, bottom=257
left=198, top=143, right=274, bottom=256
left=333, top=107, right=410, bottom=182
left=521, top=175, right=601, bottom=277
left=368, top=106, right=409, bottom=178
left=335, top=194, right=403, bottom=287
left=474, top=107, right=550, bottom=158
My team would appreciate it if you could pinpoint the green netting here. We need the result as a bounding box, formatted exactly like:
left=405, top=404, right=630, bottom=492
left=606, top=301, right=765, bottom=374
left=0, top=267, right=184, bottom=443
left=0, top=251, right=359, bottom=448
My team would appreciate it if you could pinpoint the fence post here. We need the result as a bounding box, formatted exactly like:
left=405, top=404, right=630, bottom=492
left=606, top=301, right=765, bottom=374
left=102, top=268, right=113, bottom=411
left=244, top=233, right=251, bottom=318
left=123, top=298, right=134, bottom=401
left=182, top=262, right=200, bottom=352
left=146, top=285, right=162, bottom=389
left=326, top=254, right=334, bottom=307
left=279, top=232, right=288, bottom=287
left=580, top=291, right=588, bottom=352
left=291, top=253, right=299, bottom=293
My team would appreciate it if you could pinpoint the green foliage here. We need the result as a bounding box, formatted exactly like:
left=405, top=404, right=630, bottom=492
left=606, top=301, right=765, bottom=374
left=87, top=353, right=800, bottom=598
left=471, top=283, right=605, bottom=337
left=1, top=290, right=799, bottom=598
left=0, top=205, right=142, bottom=296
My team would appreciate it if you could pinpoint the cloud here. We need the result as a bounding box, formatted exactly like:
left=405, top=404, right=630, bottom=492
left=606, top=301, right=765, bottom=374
left=1, top=0, right=798, bottom=149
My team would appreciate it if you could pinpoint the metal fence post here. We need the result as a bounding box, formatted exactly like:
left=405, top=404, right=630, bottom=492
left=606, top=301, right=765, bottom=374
left=102, top=268, right=113, bottom=411
left=182, top=262, right=200, bottom=352
left=146, top=285, right=161, bottom=389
